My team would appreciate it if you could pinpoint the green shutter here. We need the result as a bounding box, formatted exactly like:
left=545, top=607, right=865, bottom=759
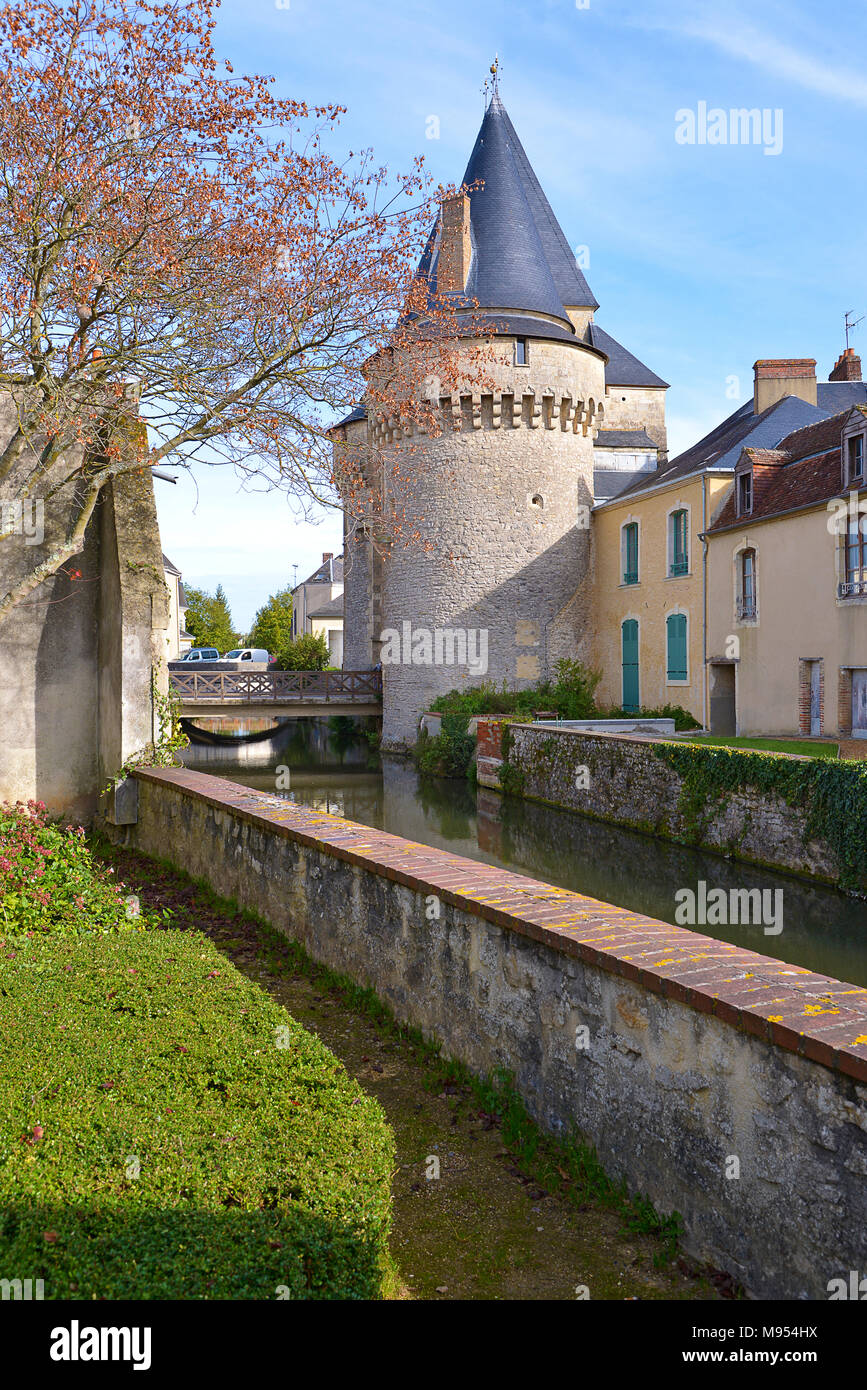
left=667, top=614, right=687, bottom=681
left=622, top=620, right=639, bottom=710
left=623, top=524, right=638, bottom=584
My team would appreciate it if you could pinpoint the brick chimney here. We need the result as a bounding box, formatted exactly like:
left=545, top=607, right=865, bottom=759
left=753, top=359, right=817, bottom=414
left=829, top=348, right=862, bottom=382
left=437, top=194, right=471, bottom=294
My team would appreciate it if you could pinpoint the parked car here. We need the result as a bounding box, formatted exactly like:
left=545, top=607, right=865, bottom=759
left=176, top=647, right=221, bottom=662
left=221, top=648, right=271, bottom=669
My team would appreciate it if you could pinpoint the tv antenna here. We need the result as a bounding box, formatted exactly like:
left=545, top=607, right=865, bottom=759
left=845, top=311, right=864, bottom=350
left=292, top=563, right=298, bottom=589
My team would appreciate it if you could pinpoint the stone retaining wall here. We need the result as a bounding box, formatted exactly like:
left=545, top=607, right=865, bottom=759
left=122, top=767, right=867, bottom=1300
left=476, top=721, right=842, bottom=885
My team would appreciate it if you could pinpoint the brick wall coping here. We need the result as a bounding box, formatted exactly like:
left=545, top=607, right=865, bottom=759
left=133, top=766, right=867, bottom=1084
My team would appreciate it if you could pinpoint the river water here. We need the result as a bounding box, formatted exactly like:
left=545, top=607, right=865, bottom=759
left=182, top=718, right=867, bottom=987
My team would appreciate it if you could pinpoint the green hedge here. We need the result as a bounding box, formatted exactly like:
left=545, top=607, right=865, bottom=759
left=0, top=929, right=394, bottom=1298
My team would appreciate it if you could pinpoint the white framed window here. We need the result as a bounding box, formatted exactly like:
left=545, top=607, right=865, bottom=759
left=667, top=504, right=690, bottom=577
left=621, top=519, right=639, bottom=585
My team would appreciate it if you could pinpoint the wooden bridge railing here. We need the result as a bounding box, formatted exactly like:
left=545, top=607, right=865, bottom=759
left=169, top=668, right=382, bottom=703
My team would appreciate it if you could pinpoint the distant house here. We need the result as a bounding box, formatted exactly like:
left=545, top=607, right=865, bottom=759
left=705, top=401, right=867, bottom=739
left=162, top=554, right=194, bottom=660
left=308, top=591, right=345, bottom=667
left=292, top=552, right=344, bottom=666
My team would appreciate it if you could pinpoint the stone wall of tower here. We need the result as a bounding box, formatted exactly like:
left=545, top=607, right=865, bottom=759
left=602, top=384, right=668, bottom=458
left=335, top=416, right=378, bottom=670
left=376, top=337, right=606, bottom=748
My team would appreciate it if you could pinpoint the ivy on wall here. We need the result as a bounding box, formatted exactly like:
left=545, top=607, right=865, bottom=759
left=650, top=742, right=867, bottom=894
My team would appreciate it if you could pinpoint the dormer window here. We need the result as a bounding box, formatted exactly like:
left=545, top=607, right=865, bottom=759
left=737, top=472, right=753, bottom=516
left=847, top=433, right=864, bottom=484
left=514, top=338, right=527, bottom=366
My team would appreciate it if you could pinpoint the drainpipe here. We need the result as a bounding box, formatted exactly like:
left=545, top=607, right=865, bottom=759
left=701, top=474, right=709, bottom=731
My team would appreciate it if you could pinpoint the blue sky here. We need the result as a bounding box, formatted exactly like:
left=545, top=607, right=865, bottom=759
left=155, top=0, right=867, bottom=630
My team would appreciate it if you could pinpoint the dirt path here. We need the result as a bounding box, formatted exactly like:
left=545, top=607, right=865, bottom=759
left=97, top=842, right=727, bottom=1302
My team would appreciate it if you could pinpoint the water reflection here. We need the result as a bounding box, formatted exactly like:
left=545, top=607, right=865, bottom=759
left=183, top=727, right=867, bottom=985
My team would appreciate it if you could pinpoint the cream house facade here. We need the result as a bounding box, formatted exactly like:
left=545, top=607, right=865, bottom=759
left=592, top=470, right=732, bottom=723
left=706, top=406, right=867, bottom=738
left=591, top=356, right=867, bottom=728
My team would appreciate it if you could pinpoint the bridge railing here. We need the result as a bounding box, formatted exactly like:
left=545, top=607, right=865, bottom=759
left=169, top=668, right=382, bottom=703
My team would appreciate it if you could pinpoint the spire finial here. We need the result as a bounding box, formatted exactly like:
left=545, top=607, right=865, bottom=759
left=483, top=54, right=500, bottom=106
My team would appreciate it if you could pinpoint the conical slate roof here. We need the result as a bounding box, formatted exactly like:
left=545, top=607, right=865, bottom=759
left=422, top=92, right=597, bottom=326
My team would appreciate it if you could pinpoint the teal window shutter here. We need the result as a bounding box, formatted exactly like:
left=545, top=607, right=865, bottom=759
left=670, top=510, right=688, bottom=576
left=623, top=523, right=638, bottom=584
left=622, top=619, right=639, bottom=710
left=667, top=614, right=687, bottom=680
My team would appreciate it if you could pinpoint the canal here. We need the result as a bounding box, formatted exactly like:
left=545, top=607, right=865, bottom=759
left=182, top=717, right=867, bottom=987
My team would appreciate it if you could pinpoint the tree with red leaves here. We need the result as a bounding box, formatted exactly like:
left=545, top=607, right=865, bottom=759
left=0, top=0, right=486, bottom=622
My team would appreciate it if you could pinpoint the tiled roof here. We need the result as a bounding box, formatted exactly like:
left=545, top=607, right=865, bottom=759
left=585, top=324, right=669, bottom=389
left=299, top=555, right=344, bottom=587
left=593, top=468, right=655, bottom=501
left=420, top=93, right=596, bottom=327
left=708, top=409, right=856, bottom=532
left=308, top=592, right=345, bottom=619
left=333, top=405, right=366, bottom=429
left=595, top=429, right=659, bottom=450
left=604, top=394, right=829, bottom=506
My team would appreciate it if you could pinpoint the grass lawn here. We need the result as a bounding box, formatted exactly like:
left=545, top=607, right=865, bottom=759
left=674, top=734, right=839, bottom=758
left=0, top=802, right=395, bottom=1299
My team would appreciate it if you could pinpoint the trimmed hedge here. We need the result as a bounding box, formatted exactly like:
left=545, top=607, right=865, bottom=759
left=0, top=929, right=394, bottom=1299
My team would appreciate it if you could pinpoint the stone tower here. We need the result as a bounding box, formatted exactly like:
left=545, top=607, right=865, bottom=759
left=334, top=88, right=666, bottom=749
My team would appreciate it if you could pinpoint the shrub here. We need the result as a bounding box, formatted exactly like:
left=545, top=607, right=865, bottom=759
left=428, top=659, right=601, bottom=723
left=0, top=801, right=165, bottom=936
left=599, top=703, right=701, bottom=732
left=413, top=717, right=476, bottom=779
left=0, top=929, right=394, bottom=1299
left=274, top=631, right=331, bottom=671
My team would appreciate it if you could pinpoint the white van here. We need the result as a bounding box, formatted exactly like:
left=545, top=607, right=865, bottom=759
left=222, top=648, right=271, bottom=670
left=177, top=647, right=221, bottom=663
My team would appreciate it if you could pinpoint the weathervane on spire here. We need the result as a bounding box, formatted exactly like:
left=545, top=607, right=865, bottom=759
left=483, top=54, right=500, bottom=104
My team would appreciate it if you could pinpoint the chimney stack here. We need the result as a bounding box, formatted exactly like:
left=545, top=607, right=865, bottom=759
left=322, top=552, right=333, bottom=564
left=437, top=194, right=471, bottom=294
left=753, top=359, right=817, bottom=414
left=829, top=348, right=862, bottom=382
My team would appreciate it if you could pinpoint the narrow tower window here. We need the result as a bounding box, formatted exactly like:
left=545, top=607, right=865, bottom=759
left=514, top=338, right=527, bottom=366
